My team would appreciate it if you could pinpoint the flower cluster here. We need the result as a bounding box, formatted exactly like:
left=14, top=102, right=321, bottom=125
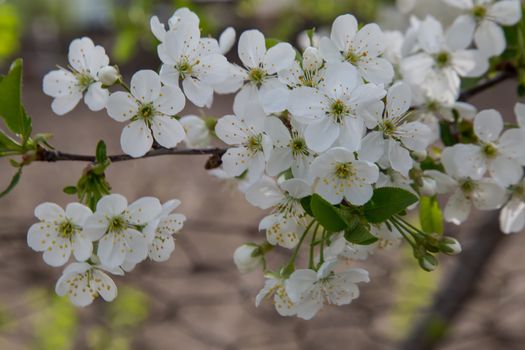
left=28, top=194, right=185, bottom=306
left=37, top=2, right=524, bottom=317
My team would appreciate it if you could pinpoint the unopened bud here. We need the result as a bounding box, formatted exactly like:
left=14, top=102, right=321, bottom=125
left=419, top=253, right=438, bottom=272
left=233, top=244, right=263, bottom=274
left=413, top=150, right=427, bottom=162
left=98, top=66, right=119, bottom=86
left=439, top=237, right=462, bottom=255
left=302, top=47, right=323, bottom=71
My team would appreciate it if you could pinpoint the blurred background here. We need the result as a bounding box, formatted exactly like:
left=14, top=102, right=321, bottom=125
left=0, top=0, right=524, bottom=349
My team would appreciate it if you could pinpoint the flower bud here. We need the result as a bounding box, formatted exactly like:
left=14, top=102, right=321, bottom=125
left=233, top=244, right=263, bottom=274
left=439, top=237, right=462, bottom=255
left=98, top=66, right=119, bottom=86
left=302, top=47, right=323, bottom=71
left=418, top=253, right=438, bottom=272
left=420, top=177, right=437, bottom=196
left=180, top=115, right=210, bottom=148
left=413, top=150, right=427, bottom=162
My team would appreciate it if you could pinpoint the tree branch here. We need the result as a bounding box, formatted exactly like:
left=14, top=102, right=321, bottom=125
left=37, top=147, right=226, bottom=163
left=459, top=69, right=517, bottom=101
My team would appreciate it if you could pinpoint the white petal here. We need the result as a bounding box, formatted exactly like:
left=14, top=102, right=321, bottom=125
left=149, top=235, right=175, bottom=261
left=106, top=92, right=138, bottom=122
left=474, top=21, right=506, bottom=57
left=51, top=94, right=82, bottom=115
left=472, top=179, right=506, bottom=210
left=446, top=15, right=476, bottom=50
left=72, top=233, right=93, bottom=261
left=35, top=202, right=66, bottom=222
left=43, top=69, right=77, bottom=97
left=500, top=197, right=525, bottom=234
left=319, top=37, right=343, bottom=63
left=359, top=131, right=385, bottom=163
left=263, top=42, right=296, bottom=74
left=65, top=203, right=92, bottom=226
left=417, top=16, right=445, bottom=54
left=238, top=29, right=266, bottom=68
left=221, top=146, right=251, bottom=177
left=345, top=183, right=374, bottom=206
left=151, top=115, right=186, bottom=148
left=120, top=120, right=153, bottom=158
left=123, top=229, right=148, bottom=264
left=194, top=54, right=229, bottom=84
left=280, top=178, right=312, bottom=199
left=305, top=118, right=340, bottom=153
left=97, top=193, right=128, bottom=216
left=98, top=233, right=126, bottom=268
left=43, top=236, right=71, bottom=266
left=444, top=190, right=471, bottom=224
left=150, top=16, right=166, bottom=42
left=452, top=50, right=488, bottom=77
left=514, top=102, right=525, bottom=128
left=489, top=156, right=523, bottom=187
left=285, top=269, right=317, bottom=302
left=488, top=0, right=522, bottom=25
left=92, top=270, right=118, bottom=302
left=338, top=117, right=365, bottom=152
left=245, top=176, right=283, bottom=209
left=353, top=23, right=385, bottom=58
left=258, top=78, right=290, bottom=114
left=27, top=222, right=57, bottom=251
left=82, top=213, right=108, bottom=241
left=84, top=82, right=108, bottom=111
left=159, top=64, right=179, bottom=86
left=358, top=57, right=394, bottom=84
left=219, top=27, right=236, bottom=54
left=330, top=14, right=358, bottom=52
left=388, top=140, right=413, bottom=177
left=387, top=82, right=411, bottom=119
left=154, top=85, right=185, bottom=115
left=126, top=197, right=162, bottom=226
left=182, top=76, right=214, bottom=108
left=474, top=109, right=503, bottom=142
left=131, top=70, right=161, bottom=103
left=288, top=86, right=326, bottom=123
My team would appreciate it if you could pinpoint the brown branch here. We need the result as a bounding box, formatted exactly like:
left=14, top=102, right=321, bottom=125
left=36, top=147, right=226, bottom=163
left=459, top=69, right=517, bottom=101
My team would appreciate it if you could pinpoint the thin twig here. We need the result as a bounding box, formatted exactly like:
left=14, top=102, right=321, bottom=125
left=459, top=69, right=517, bottom=101
left=37, top=147, right=226, bottom=163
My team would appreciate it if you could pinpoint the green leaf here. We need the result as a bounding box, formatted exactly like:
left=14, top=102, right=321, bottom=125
left=0, top=129, right=22, bottom=153
left=0, top=59, right=31, bottom=141
left=344, top=224, right=378, bottom=245
left=95, top=140, right=108, bottom=163
left=419, top=196, right=444, bottom=234
left=364, top=187, right=418, bottom=224
left=265, top=38, right=281, bottom=49
left=439, top=121, right=455, bottom=146
left=63, top=186, right=77, bottom=195
left=0, top=167, right=22, bottom=198
left=310, top=194, right=347, bottom=232
left=300, top=195, right=313, bottom=216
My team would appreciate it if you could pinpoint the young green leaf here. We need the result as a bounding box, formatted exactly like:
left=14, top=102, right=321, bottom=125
left=0, top=167, right=22, bottom=198
left=0, top=59, right=32, bottom=142
left=419, top=196, right=444, bottom=234
left=344, top=224, right=378, bottom=245
left=95, top=140, right=108, bottom=163
left=364, top=187, right=418, bottom=224
left=0, top=129, right=22, bottom=153
left=310, top=194, right=347, bottom=232
left=300, top=195, right=313, bottom=216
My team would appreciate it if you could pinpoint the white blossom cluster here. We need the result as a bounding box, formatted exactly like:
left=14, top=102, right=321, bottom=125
left=37, top=1, right=525, bottom=316
left=27, top=194, right=185, bottom=306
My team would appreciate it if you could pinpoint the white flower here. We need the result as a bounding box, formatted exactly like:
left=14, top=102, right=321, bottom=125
left=425, top=145, right=507, bottom=224
left=157, top=18, right=229, bottom=107
left=453, top=109, right=525, bottom=187
left=264, top=116, right=316, bottom=180
left=106, top=70, right=186, bottom=157
left=230, top=29, right=296, bottom=113
left=143, top=199, right=186, bottom=262
left=278, top=47, right=325, bottom=89
left=311, top=147, right=380, bottom=205
left=27, top=202, right=93, bottom=266
left=180, top=115, right=210, bottom=148
left=499, top=178, right=525, bottom=233
left=83, top=194, right=162, bottom=269
left=55, top=262, right=122, bottom=307
left=442, top=0, right=522, bottom=56
left=288, top=63, right=385, bottom=152
left=43, top=37, right=110, bottom=115
left=245, top=176, right=312, bottom=248
left=215, top=100, right=272, bottom=181
left=319, top=14, right=394, bottom=84
left=360, top=82, right=432, bottom=177
left=401, top=16, right=489, bottom=104
left=285, top=260, right=369, bottom=320
left=233, top=244, right=263, bottom=274
left=256, top=276, right=296, bottom=316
